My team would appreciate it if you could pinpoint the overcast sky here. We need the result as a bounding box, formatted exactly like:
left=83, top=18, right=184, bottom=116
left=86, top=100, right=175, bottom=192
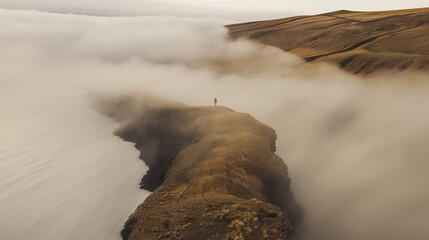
left=1, top=0, right=428, bottom=21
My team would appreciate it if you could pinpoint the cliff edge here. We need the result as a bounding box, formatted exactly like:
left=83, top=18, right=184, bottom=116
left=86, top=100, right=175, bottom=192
left=94, top=96, right=302, bottom=240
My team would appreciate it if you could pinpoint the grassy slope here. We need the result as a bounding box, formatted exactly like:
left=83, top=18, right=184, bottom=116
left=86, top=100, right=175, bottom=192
left=94, top=96, right=301, bottom=240
left=227, top=8, right=429, bottom=75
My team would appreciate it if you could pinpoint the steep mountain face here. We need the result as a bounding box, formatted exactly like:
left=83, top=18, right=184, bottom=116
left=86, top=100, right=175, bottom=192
left=94, top=96, right=302, bottom=240
left=227, top=8, right=429, bottom=75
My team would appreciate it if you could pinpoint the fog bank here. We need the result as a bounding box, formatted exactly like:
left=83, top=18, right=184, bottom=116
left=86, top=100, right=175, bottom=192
left=1, top=8, right=429, bottom=240
left=0, top=68, right=150, bottom=240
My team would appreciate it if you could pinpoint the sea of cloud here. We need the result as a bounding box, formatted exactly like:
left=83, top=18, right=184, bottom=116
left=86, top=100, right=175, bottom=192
left=1, top=8, right=429, bottom=240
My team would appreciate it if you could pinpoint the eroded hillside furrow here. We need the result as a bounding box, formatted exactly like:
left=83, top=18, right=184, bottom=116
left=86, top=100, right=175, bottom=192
left=304, top=35, right=381, bottom=62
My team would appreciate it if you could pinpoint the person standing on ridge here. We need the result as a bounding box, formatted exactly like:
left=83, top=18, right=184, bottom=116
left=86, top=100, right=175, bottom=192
left=214, top=98, right=217, bottom=106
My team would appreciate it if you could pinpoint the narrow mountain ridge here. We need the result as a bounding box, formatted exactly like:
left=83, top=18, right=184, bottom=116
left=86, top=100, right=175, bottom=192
left=93, top=96, right=302, bottom=240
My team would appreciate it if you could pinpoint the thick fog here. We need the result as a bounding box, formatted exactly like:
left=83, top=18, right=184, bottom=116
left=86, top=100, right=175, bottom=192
left=1, top=8, right=428, bottom=240
left=2, top=0, right=429, bottom=18
left=0, top=0, right=289, bottom=22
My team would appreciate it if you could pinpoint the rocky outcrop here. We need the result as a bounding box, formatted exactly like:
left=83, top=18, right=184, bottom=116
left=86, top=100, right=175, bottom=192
left=227, top=8, right=429, bottom=75
left=94, top=96, right=301, bottom=240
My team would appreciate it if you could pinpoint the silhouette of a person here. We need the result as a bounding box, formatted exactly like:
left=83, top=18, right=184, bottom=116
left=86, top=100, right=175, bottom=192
left=214, top=98, right=217, bottom=106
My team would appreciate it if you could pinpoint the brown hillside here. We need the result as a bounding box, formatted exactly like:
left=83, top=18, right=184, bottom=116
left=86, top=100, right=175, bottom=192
left=93, top=96, right=302, bottom=240
left=227, top=8, right=429, bottom=75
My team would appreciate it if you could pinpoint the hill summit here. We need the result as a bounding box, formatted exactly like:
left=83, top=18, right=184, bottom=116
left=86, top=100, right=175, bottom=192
left=228, top=8, right=429, bottom=75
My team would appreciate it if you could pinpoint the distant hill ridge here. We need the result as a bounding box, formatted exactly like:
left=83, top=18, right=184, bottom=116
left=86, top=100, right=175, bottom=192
left=227, top=8, right=429, bottom=75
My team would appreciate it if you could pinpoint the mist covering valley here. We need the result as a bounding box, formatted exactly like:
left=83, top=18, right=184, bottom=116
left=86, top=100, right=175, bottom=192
left=1, top=7, right=429, bottom=240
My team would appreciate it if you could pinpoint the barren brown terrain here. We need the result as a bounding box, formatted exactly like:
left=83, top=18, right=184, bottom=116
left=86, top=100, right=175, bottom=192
left=94, top=96, right=302, bottom=240
left=227, top=8, right=429, bottom=75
